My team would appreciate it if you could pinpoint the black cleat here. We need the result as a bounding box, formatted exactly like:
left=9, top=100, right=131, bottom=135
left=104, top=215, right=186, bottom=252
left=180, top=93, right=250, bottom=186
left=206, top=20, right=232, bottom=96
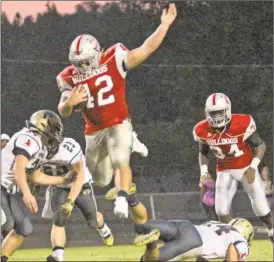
left=46, top=255, right=59, bottom=262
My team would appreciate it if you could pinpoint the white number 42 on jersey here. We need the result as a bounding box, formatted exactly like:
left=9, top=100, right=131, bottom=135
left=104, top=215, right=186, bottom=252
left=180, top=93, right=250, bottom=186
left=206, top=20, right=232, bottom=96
left=80, top=75, right=115, bottom=109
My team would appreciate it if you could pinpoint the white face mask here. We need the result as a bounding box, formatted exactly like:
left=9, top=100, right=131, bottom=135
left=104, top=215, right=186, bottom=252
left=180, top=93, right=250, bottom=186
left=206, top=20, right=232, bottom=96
left=206, top=108, right=228, bottom=128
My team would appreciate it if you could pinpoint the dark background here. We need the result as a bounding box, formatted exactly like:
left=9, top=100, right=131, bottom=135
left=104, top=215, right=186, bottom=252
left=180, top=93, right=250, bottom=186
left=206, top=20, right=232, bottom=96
left=2, top=1, right=273, bottom=194
left=1, top=0, right=273, bottom=249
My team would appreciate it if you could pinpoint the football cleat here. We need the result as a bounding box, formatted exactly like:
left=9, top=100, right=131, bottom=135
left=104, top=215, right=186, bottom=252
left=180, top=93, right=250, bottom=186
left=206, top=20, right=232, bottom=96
left=133, top=229, right=160, bottom=246
left=132, top=131, right=148, bottom=157
left=102, top=232, right=114, bottom=247
left=105, top=183, right=137, bottom=200
left=46, top=255, right=59, bottom=262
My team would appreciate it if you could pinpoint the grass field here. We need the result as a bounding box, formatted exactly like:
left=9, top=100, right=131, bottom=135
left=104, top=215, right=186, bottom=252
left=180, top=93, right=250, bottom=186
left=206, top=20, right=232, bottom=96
left=10, top=240, right=273, bottom=261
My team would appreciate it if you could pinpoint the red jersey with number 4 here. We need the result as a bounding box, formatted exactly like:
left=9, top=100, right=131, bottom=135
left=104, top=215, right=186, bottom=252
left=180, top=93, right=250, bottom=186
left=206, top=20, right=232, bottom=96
left=57, top=43, right=130, bottom=134
left=193, top=114, right=257, bottom=171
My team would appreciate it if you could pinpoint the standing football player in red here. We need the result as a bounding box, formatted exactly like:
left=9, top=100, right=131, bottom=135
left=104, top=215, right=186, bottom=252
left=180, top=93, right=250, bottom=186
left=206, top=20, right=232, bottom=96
left=193, top=93, right=273, bottom=241
left=57, top=4, right=177, bottom=218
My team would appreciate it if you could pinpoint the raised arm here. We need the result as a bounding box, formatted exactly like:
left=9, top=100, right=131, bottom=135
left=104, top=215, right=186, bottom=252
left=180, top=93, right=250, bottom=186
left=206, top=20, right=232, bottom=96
left=126, top=3, right=177, bottom=70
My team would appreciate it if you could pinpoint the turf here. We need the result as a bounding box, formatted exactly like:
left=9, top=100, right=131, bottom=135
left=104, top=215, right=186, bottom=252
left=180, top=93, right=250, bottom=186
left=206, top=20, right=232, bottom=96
left=9, top=240, right=273, bottom=261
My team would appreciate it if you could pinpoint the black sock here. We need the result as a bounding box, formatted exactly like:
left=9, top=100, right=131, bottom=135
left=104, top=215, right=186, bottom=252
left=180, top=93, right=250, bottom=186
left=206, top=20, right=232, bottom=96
left=52, top=246, right=64, bottom=252
left=118, top=190, right=129, bottom=200
left=1, top=256, right=9, bottom=262
left=128, top=193, right=139, bottom=207
left=97, top=223, right=105, bottom=230
left=259, top=212, right=273, bottom=229
left=146, top=241, right=157, bottom=251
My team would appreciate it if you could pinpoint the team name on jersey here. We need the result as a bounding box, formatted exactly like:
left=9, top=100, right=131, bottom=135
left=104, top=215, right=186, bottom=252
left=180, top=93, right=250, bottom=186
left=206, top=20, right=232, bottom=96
left=72, top=64, right=108, bottom=84
left=207, top=137, right=238, bottom=146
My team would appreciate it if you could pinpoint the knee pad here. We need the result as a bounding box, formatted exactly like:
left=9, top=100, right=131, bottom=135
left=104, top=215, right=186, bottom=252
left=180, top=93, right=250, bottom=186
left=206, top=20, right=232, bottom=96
left=2, top=218, right=14, bottom=235
left=112, top=158, right=130, bottom=171
left=86, top=213, right=97, bottom=229
left=1, top=209, right=6, bottom=226
left=15, top=218, right=33, bottom=237
left=53, top=210, right=67, bottom=227
left=215, top=199, right=230, bottom=217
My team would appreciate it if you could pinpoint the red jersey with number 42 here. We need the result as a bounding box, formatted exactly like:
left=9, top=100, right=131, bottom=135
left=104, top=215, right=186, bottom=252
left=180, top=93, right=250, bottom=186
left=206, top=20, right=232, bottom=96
left=193, top=114, right=257, bottom=171
left=57, top=43, right=129, bottom=134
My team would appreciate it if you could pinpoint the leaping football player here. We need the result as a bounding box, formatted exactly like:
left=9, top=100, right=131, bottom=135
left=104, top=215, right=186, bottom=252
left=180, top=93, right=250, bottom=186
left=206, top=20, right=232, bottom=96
left=56, top=4, right=177, bottom=218
left=193, top=93, right=273, bottom=241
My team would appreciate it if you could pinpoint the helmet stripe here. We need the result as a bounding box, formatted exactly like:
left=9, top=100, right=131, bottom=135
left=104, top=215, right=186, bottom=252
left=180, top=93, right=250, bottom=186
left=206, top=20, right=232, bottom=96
left=225, top=95, right=229, bottom=104
left=212, top=93, right=216, bottom=105
left=76, top=35, right=83, bottom=55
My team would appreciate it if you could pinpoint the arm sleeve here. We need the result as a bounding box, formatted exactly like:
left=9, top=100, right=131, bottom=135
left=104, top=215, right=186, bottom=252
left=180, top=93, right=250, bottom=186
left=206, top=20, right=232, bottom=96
left=115, top=43, right=129, bottom=79
left=243, top=116, right=257, bottom=141
left=56, top=75, right=73, bottom=93
left=199, top=142, right=210, bottom=155
left=245, top=131, right=264, bottom=147
left=12, top=135, right=40, bottom=160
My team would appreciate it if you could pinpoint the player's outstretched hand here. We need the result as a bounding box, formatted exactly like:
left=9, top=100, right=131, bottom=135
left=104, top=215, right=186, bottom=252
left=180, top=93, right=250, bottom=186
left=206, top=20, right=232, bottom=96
left=243, top=167, right=256, bottom=184
left=23, top=193, right=38, bottom=214
left=114, top=196, right=129, bottom=218
left=64, top=170, right=79, bottom=184
left=161, top=3, right=177, bottom=27
left=67, top=85, right=88, bottom=106
left=61, top=199, right=74, bottom=218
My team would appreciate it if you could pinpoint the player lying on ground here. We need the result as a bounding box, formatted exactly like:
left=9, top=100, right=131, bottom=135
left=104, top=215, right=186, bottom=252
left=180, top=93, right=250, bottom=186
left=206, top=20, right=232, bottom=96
left=57, top=3, right=177, bottom=219
left=1, top=110, right=80, bottom=262
left=39, top=137, right=113, bottom=262
left=128, top=193, right=253, bottom=261
left=193, top=93, right=273, bottom=241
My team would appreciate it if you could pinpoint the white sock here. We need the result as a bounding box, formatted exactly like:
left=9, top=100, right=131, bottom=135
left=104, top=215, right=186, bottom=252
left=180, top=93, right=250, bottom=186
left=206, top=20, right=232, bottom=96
left=267, top=228, right=273, bottom=237
left=97, top=223, right=111, bottom=238
left=53, top=248, right=64, bottom=262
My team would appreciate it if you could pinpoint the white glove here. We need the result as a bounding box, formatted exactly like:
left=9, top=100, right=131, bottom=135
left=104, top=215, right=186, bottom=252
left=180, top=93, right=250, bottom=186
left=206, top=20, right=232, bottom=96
left=114, top=196, right=129, bottom=218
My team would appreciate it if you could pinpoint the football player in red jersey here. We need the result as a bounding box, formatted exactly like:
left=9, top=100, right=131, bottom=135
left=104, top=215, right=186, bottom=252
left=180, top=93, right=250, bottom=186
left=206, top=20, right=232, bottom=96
left=57, top=4, right=177, bottom=218
left=193, top=93, right=273, bottom=241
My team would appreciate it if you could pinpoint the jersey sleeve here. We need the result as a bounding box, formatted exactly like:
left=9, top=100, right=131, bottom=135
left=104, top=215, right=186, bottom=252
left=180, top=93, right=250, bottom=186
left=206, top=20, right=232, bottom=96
left=232, top=240, right=249, bottom=261
left=56, top=74, right=73, bottom=93
left=13, top=135, right=40, bottom=160
left=62, top=138, right=83, bottom=165
left=243, top=115, right=257, bottom=141
left=114, top=43, right=129, bottom=79
left=193, top=122, right=207, bottom=143
left=230, top=233, right=249, bottom=261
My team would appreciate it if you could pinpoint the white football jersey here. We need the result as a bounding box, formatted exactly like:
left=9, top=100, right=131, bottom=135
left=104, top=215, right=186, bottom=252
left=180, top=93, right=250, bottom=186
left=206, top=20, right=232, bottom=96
left=1, top=128, right=48, bottom=191
left=195, top=221, right=249, bottom=261
left=41, top=137, right=92, bottom=188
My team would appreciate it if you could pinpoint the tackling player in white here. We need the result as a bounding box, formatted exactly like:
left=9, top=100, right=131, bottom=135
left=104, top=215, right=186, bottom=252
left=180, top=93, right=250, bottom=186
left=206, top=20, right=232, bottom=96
left=40, top=137, right=113, bottom=262
left=1, top=110, right=80, bottom=262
